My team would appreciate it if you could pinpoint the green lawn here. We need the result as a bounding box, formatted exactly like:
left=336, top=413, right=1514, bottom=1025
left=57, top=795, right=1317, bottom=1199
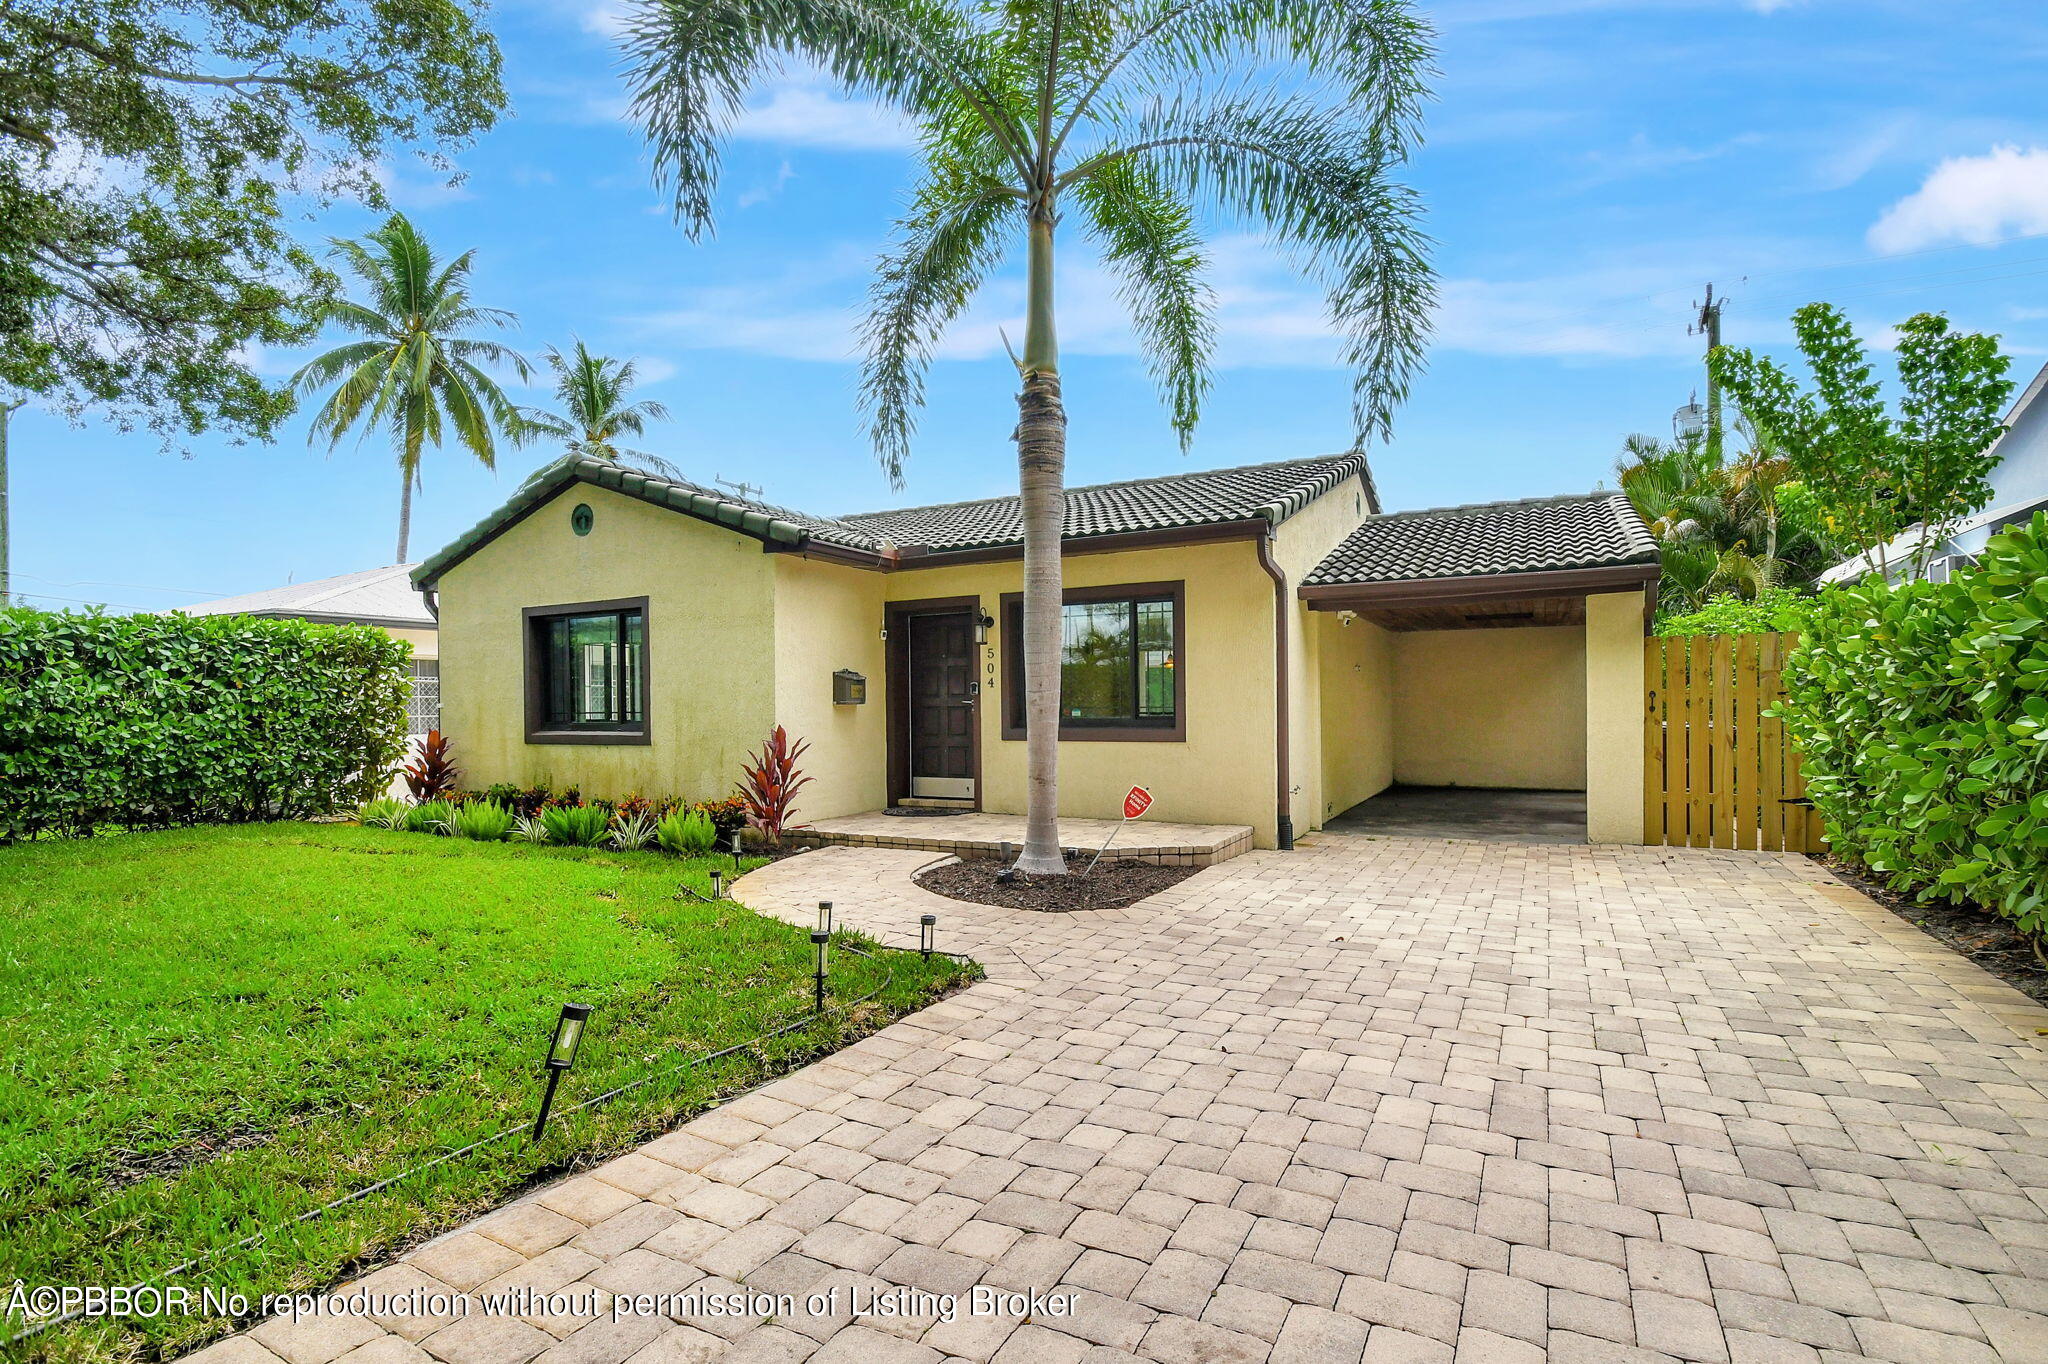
left=0, top=823, right=976, bottom=1362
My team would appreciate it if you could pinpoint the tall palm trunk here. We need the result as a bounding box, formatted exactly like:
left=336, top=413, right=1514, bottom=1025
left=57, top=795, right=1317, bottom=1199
left=396, top=467, right=413, bottom=562
left=1014, top=206, right=1067, bottom=876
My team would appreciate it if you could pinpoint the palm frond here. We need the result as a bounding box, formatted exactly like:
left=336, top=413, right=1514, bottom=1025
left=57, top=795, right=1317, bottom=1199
left=1071, top=160, right=1215, bottom=449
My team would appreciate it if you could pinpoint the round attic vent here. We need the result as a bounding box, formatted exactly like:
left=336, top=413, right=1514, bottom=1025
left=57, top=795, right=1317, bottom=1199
left=570, top=503, right=594, bottom=536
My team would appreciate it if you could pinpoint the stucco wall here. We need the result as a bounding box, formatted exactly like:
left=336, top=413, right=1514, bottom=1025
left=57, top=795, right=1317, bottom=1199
left=1390, top=625, right=1587, bottom=789
left=385, top=625, right=437, bottom=662
left=435, top=483, right=776, bottom=798
left=1270, top=473, right=1374, bottom=835
left=772, top=555, right=888, bottom=823
left=1315, top=612, right=1394, bottom=821
left=1584, top=588, right=1648, bottom=843
left=881, top=537, right=1286, bottom=844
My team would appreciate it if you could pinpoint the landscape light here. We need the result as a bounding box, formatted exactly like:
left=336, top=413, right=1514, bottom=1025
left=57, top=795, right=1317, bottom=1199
left=532, top=1002, right=592, bottom=1140
left=811, top=930, right=831, bottom=1013
left=919, top=914, right=936, bottom=959
left=710, top=869, right=725, bottom=900
left=817, top=900, right=833, bottom=933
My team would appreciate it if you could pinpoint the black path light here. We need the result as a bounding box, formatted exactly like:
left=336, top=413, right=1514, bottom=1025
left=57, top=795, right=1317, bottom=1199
left=920, top=914, right=936, bottom=959
left=817, top=900, right=833, bottom=933
left=810, top=929, right=830, bottom=1014
left=532, top=1002, right=592, bottom=1141
left=710, top=869, right=725, bottom=900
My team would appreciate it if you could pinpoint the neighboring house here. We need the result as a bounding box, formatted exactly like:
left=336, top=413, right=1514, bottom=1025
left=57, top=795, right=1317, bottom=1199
left=1822, top=357, right=2048, bottom=584
left=182, top=564, right=442, bottom=734
left=411, top=453, right=1660, bottom=848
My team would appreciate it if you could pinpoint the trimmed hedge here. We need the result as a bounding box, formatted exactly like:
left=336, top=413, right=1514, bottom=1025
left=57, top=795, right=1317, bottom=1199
left=1777, top=513, right=2048, bottom=937
left=0, top=608, right=411, bottom=839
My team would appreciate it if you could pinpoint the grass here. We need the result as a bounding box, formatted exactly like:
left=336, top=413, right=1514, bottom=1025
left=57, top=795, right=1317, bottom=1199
left=0, top=822, right=978, bottom=1363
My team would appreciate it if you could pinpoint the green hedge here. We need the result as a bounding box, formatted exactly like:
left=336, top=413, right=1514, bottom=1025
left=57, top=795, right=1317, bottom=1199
left=1777, top=513, right=2048, bottom=937
left=0, top=608, right=412, bottom=839
left=1655, top=587, right=1816, bottom=637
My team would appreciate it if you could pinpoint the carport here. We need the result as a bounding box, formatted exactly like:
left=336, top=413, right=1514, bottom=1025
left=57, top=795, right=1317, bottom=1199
left=1299, top=493, right=1660, bottom=845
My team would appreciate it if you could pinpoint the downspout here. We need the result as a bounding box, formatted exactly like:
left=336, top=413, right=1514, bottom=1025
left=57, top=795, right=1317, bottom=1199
left=420, top=584, right=439, bottom=621
left=1255, top=529, right=1293, bottom=850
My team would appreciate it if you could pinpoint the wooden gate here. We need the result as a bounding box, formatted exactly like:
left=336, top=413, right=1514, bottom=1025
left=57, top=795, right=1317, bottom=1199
left=1643, top=632, right=1826, bottom=853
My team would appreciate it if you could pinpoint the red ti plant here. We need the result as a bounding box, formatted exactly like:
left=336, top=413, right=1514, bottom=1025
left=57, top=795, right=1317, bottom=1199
left=403, top=730, right=460, bottom=801
left=737, top=726, right=811, bottom=847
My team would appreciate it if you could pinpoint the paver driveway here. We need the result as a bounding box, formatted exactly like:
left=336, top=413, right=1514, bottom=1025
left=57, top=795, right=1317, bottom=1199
left=213, top=834, right=2048, bottom=1364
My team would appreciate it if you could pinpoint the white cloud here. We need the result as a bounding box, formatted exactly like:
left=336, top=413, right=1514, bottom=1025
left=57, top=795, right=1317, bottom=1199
left=738, top=160, right=797, bottom=209
left=372, top=159, right=473, bottom=209
left=732, top=85, right=916, bottom=152
left=1868, top=144, right=2048, bottom=252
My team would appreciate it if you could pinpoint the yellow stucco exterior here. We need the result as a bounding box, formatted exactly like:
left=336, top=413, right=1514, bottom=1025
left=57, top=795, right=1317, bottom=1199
left=385, top=625, right=438, bottom=662
left=428, top=472, right=1655, bottom=847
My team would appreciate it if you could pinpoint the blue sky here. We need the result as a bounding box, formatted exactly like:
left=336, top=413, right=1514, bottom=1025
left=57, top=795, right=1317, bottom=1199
left=14, top=0, right=2048, bottom=613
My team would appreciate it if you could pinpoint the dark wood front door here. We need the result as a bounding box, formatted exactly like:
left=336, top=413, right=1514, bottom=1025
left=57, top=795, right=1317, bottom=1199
left=907, top=610, right=976, bottom=800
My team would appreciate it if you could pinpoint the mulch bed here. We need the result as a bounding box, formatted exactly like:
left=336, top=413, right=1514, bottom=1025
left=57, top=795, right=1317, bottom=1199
left=916, top=851, right=1199, bottom=911
left=1820, top=856, right=2048, bottom=1004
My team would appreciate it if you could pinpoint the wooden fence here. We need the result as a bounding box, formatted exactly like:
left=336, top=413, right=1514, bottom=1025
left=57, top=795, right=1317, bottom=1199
left=1643, top=631, right=1827, bottom=853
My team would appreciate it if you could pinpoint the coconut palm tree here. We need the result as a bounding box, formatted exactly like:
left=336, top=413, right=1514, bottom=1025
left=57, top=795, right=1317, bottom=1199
left=293, top=213, right=529, bottom=562
left=515, top=341, right=680, bottom=480
left=623, top=0, right=1436, bottom=873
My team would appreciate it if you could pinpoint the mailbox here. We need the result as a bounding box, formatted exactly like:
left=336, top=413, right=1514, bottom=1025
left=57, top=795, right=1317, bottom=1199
left=832, top=669, right=867, bottom=705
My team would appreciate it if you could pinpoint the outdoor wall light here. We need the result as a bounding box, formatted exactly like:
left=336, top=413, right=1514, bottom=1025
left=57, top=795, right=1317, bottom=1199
left=810, top=930, right=831, bottom=1013
left=919, top=913, right=936, bottom=959
left=975, top=612, right=995, bottom=646
left=532, top=1002, right=592, bottom=1140
left=817, top=900, right=833, bottom=933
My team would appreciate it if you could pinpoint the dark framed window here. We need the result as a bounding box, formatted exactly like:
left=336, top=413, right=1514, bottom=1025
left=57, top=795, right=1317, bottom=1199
left=1001, top=581, right=1185, bottom=742
left=523, top=597, right=650, bottom=745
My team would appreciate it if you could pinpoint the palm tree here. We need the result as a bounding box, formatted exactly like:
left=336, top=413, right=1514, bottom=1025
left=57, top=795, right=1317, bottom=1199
left=515, top=341, right=679, bottom=480
left=293, top=213, right=529, bottom=562
left=623, top=0, right=1436, bottom=873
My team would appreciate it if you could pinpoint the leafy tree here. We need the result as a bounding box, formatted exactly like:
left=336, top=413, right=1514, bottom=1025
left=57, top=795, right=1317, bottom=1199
left=292, top=214, right=528, bottom=562
left=1613, top=421, right=1839, bottom=614
left=515, top=342, right=679, bottom=480
left=0, top=0, right=506, bottom=444
left=1652, top=586, right=1814, bottom=638
left=1709, top=304, right=2014, bottom=580
left=623, top=0, right=1435, bottom=872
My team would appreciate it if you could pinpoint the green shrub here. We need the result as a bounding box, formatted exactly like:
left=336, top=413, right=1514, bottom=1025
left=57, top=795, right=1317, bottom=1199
left=1655, top=587, right=1817, bottom=637
left=1776, top=512, right=2048, bottom=938
left=540, top=803, right=610, bottom=846
left=611, top=810, right=657, bottom=850
left=511, top=813, right=549, bottom=844
left=356, top=797, right=407, bottom=829
left=406, top=799, right=457, bottom=834
left=658, top=807, right=717, bottom=855
left=450, top=799, right=515, bottom=841
left=0, top=607, right=409, bottom=840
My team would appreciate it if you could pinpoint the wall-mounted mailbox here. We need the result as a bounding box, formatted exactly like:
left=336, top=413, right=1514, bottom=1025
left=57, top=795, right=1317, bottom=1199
left=833, top=669, right=867, bottom=705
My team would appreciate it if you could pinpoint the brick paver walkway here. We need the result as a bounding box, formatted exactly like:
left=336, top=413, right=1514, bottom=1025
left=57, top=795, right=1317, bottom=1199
left=204, top=835, right=2048, bottom=1364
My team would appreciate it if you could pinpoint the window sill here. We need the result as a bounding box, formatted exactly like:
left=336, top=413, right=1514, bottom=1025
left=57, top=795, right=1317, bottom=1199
left=999, top=725, right=1185, bottom=743
left=524, top=729, right=651, bottom=747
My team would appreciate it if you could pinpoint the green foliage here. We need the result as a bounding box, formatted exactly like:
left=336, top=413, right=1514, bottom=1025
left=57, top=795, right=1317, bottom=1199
left=356, top=797, right=407, bottom=829
left=659, top=806, right=717, bottom=856
left=1776, top=513, right=2048, bottom=938
left=1655, top=587, right=1817, bottom=637
left=293, top=213, right=529, bottom=558
left=0, top=607, right=408, bottom=840
left=1709, top=304, right=2014, bottom=577
left=623, top=0, right=1436, bottom=482
left=514, top=342, right=677, bottom=480
left=510, top=813, right=549, bottom=844
left=449, top=798, right=514, bottom=842
left=0, top=822, right=972, bottom=1361
left=405, top=798, right=456, bottom=834
left=610, top=809, right=658, bottom=851
left=540, top=803, right=611, bottom=847
left=0, top=0, right=505, bottom=444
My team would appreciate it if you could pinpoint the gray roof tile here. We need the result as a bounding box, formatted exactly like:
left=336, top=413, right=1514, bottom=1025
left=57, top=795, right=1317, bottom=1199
left=1303, top=492, right=1658, bottom=587
left=182, top=563, right=435, bottom=625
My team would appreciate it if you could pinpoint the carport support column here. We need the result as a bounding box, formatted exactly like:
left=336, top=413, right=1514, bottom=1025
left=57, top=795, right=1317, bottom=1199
left=1584, top=589, right=1647, bottom=844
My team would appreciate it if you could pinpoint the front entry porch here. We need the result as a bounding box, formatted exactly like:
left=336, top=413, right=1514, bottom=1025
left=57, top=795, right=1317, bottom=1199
left=794, top=809, right=1255, bottom=866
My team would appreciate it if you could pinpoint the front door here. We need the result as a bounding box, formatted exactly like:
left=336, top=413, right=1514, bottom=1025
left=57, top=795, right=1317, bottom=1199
left=906, top=610, right=976, bottom=800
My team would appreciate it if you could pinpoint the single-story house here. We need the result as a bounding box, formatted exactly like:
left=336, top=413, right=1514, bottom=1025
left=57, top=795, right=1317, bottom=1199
left=410, top=452, right=1660, bottom=848
left=183, top=564, right=441, bottom=734
left=1823, top=357, right=2048, bottom=584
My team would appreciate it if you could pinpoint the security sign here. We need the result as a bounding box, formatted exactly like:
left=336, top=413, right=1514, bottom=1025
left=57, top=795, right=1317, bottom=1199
left=1122, top=786, right=1153, bottom=819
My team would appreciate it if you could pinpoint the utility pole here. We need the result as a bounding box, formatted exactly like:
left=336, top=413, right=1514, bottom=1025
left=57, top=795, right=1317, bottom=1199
left=0, top=397, right=20, bottom=608
left=1691, top=284, right=1725, bottom=462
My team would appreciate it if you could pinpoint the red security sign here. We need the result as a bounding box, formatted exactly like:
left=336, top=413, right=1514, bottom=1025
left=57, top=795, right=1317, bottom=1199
left=1122, top=786, right=1153, bottom=819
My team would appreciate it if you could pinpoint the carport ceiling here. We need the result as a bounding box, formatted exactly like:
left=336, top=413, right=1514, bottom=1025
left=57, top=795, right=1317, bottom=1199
left=1352, top=595, right=1584, bottom=631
